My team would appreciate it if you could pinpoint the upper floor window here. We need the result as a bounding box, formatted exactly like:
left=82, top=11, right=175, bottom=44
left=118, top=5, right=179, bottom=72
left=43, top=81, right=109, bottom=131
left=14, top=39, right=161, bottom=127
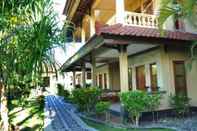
left=134, top=0, right=154, bottom=14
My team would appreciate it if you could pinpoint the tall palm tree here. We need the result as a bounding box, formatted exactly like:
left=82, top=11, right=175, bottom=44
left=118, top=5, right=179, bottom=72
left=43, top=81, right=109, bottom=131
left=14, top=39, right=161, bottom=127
left=0, top=0, right=68, bottom=130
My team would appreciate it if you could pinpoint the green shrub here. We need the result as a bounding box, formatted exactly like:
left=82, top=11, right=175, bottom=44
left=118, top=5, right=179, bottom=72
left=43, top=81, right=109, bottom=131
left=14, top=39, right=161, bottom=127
left=72, top=87, right=101, bottom=112
left=146, top=93, right=161, bottom=122
left=57, top=83, right=70, bottom=99
left=57, top=83, right=64, bottom=96
left=170, top=93, right=190, bottom=117
left=95, top=101, right=110, bottom=114
left=36, top=95, right=45, bottom=109
left=96, top=101, right=111, bottom=121
left=63, top=90, right=70, bottom=99
left=120, top=91, right=161, bottom=126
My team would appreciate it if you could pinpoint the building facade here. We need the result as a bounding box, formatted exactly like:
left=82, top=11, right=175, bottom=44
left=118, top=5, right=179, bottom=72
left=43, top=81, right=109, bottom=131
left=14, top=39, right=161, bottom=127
left=61, top=0, right=197, bottom=110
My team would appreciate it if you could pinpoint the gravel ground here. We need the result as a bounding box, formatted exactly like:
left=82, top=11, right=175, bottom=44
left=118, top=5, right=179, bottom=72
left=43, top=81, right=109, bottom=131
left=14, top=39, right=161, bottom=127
left=44, top=95, right=197, bottom=131
left=141, top=116, right=197, bottom=131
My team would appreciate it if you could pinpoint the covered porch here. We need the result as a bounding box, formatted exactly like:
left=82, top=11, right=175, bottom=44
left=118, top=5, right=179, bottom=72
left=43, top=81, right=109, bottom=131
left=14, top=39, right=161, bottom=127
left=61, top=23, right=196, bottom=92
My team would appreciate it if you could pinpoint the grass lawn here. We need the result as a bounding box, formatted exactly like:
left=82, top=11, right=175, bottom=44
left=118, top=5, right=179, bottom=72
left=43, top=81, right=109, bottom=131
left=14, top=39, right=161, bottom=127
left=84, top=119, right=174, bottom=131
left=9, top=98, right=44, bottom=131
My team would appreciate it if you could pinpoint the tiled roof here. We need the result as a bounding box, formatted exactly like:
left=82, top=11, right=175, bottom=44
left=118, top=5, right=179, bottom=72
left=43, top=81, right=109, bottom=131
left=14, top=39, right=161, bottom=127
left=97, top=24, right=197, bottom=41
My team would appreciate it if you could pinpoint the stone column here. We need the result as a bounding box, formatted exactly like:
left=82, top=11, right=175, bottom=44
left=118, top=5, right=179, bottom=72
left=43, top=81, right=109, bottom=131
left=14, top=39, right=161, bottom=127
left=116, top=0, right=125, bottom=24
left=119, top=45, right=129, bottom=92
left=82, top=63, right=86, bottom=87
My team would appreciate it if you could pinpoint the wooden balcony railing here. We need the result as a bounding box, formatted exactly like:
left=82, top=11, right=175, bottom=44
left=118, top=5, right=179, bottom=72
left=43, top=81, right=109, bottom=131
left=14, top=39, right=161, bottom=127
left=107, top=11, right=158, bottom=28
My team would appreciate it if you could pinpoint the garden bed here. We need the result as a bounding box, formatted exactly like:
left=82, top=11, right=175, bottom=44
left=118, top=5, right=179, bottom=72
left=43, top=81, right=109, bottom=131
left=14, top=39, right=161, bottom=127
left=82, top=116, right=175, bottom=131
left=79, top=112, right=176, bottom=131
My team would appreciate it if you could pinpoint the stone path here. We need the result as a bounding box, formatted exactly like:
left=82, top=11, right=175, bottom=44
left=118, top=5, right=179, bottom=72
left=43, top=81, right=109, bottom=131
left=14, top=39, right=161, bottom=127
left=44, top=95, right=97, bottom=131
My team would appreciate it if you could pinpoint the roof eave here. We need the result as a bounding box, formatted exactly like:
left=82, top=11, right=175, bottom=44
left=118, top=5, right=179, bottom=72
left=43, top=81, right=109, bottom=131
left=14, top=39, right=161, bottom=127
left=61, top=34, right=104, bottom=72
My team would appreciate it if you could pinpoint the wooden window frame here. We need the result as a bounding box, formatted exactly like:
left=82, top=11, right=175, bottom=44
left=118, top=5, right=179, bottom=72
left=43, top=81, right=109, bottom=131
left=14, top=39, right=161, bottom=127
left=150, top=63, right=158, bottom=92
left=128, top=67, right=133, bottom=90
left=136, top=65, right=146, bottom=91
left=173, top=61, right=187, bottom=95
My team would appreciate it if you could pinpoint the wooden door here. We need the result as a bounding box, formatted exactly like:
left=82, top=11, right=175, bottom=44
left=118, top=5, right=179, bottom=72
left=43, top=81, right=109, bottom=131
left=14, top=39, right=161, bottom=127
left=173, top=61, right=187, bottom=95
left=136, top=65, right=146, bottom=91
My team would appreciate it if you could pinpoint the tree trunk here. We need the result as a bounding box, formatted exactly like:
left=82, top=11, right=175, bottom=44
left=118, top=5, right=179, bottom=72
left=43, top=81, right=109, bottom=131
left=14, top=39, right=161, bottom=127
left=135, top=116, right=139, bottom=127
left=0, top=83, right=9, bottom=131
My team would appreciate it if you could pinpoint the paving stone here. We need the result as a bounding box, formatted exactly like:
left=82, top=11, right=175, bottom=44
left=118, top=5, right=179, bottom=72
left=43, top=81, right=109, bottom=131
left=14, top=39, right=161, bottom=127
left=44, top=95, right=97, bottom=131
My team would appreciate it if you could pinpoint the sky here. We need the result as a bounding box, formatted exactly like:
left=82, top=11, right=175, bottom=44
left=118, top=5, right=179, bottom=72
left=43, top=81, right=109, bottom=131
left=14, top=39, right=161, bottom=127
left=52, top=0, right=84, bottom=66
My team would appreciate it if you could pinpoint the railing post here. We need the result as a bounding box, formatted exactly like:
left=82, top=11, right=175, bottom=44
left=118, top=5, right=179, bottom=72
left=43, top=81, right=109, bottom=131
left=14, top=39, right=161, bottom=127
left=124, top=12, right=158, bottom=28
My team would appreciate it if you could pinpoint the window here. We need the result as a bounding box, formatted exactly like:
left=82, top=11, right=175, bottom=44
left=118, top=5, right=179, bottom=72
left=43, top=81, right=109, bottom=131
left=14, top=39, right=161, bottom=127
left=42, top=77, right=50, bottom=87
left=128, top=67, right=132, bottom=90
left=136, top=65, right=146, bottom=91
left=87, top=72, right=91, bottom=79
left=98, top=74, right=103, bottom=88
left=104, top=73, right=107, bottom=89
left=150, top=63, right=158, bottom=91
left=173, top=61, right=187, bottom=95
left=135, top=0, right=154, bottom=14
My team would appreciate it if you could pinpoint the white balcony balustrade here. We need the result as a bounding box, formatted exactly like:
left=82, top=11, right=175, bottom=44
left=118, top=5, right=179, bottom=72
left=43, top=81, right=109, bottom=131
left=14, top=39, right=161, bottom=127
left=107, top=11, right=158, bottom=28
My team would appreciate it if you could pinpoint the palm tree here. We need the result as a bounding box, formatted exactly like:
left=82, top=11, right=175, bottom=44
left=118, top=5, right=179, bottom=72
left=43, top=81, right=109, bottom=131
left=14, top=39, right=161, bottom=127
left=159, top=0, right=197, bottom=67
left=0, top=0, right=69, bottom=130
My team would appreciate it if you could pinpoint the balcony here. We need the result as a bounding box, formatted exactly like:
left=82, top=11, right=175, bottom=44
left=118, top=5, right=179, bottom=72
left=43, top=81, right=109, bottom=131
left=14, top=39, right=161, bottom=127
left=107, top=11, right=158, bottom=28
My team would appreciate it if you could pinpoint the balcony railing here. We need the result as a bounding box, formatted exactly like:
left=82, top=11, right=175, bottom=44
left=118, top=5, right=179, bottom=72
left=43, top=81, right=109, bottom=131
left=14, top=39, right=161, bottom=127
left=107, top=11, right=158, bottom=28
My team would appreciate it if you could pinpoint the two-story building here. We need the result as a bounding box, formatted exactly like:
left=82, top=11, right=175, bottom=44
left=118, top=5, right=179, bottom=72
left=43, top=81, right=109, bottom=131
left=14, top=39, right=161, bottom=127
left=61, top=0, right=197, bottom=111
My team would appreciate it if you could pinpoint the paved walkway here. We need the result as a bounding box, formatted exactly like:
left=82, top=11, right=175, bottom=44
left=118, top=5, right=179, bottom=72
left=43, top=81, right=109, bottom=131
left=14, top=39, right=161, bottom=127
left=44, top=95, right=97, bottom=131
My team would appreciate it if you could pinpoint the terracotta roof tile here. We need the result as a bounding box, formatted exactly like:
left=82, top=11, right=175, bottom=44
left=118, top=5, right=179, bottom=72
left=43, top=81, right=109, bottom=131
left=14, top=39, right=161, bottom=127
left=97, top=24, right=197, bottom=41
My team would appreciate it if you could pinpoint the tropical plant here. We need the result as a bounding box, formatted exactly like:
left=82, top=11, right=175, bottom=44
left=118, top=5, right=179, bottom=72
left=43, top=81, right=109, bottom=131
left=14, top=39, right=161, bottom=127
left=95, top=101, right=111, bottom=121
left=57, top=83, right=65, bottom=95
left=146, top=93, right=161, bottom=122
left=159, top=0, right=197, bottom=69
left=36, top=95, right=45, bottom=109
left=169, top=93, right=190, bottom=117
left=120, top=91, right=161, bottom=127
left=72, top=87, right=101, bottom=112
left=57, top=83, right=70, bottom=99
left=0, top=0, right=69, bottom=130
left=120, top=91, right=148, bottom=127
